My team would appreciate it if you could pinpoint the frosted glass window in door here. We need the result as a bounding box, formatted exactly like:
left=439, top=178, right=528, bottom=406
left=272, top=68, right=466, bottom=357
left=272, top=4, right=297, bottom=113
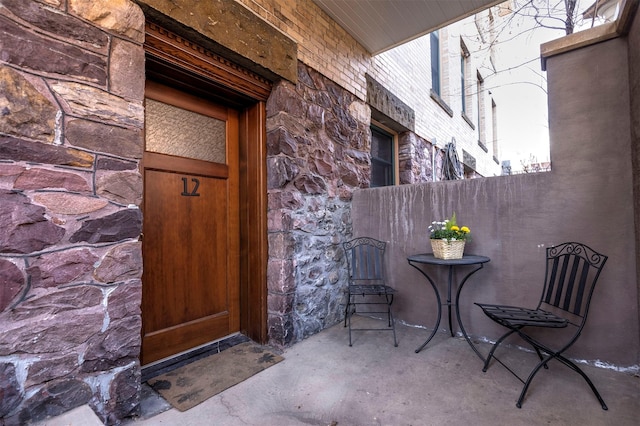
left=145, top=98, right=226, bottom=164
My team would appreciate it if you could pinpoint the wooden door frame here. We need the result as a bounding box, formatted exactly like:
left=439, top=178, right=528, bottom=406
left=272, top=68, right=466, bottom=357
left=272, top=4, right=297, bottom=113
left=144, top=22, right=270, bottom=344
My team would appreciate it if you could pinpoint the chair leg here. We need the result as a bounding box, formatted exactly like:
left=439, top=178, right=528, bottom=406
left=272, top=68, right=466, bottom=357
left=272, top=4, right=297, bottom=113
left=483, top=328, right=518, bottom=372
left=555, top=353, right=609, bottom=410
left=516, top=352, right=608, bottom=410
left=385, top=294, right=393, bottom=327
left=344, top=298, right=349, bottom=328
left=389, top=309, right=398, bottom=347
left=344, top=293, right=398, bottom=347
left=386, top=294, right=398, bottom=347
left=345, top=294, right=353, bottom=346
left=516, top=354, right=551, bottom=408
left=344, top=291, right=355, bottom=328
left=532, top=345, right=550, bottom=370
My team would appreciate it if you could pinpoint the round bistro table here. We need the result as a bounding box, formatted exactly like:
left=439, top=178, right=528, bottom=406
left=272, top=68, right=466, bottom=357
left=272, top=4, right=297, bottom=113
left=407, top=253, right=490, bottom=359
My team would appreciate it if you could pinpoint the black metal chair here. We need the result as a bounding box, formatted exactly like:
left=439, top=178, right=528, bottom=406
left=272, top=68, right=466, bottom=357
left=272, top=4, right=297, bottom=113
left=343, top=237, right=397, bottom=347
left=475, top=242, right=608, bottom=409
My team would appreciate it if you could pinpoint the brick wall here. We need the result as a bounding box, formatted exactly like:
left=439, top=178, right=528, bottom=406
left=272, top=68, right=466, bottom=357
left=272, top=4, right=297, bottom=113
left=238, top=0, right=371, bottom=100
left=240, top=0, right=501, bottom=177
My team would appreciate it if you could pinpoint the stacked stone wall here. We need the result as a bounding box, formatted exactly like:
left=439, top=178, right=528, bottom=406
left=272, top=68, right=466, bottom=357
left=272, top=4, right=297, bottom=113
left=398, top=132, right=445, bottom=184
left=265, top=62, right=371, bottom=344
left=0, top=0, right=144, bottom=424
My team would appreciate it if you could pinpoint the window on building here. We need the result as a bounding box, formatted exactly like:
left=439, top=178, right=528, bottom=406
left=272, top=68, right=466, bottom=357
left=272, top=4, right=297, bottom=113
left=492, top=99, right=499, bottom=159
left=476, top=72, right=486, bottom=144
left=370, top=125, right=395, bottom=187
left=460, top=55, right=466, bottom=113
left=430, top=31, right=440, bottom=96
left=430, top=29, right=453, bottom=117
left=461, top=41, right=470, bottom=116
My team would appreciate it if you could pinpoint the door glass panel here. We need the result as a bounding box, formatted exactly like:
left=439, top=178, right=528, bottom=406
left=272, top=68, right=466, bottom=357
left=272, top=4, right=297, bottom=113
left=145, top=98, right=226, bottom=164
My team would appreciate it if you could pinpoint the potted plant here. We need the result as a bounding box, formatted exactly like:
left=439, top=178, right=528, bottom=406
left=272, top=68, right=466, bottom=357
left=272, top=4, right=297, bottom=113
left=428, top=213, right=471, bottom=259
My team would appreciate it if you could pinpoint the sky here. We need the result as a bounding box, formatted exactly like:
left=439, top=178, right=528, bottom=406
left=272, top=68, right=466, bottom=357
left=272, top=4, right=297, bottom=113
left=488, top=0, right=605, bottom=172
left=489, top=8, right=565, bottom=171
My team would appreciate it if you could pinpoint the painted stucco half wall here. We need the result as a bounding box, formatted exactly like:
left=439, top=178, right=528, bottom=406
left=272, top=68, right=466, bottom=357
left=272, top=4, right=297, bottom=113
left=352, top=13, right=639, bottom=370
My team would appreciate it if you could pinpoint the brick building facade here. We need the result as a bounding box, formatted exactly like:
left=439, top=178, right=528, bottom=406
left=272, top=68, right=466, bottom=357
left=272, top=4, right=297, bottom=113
left=241, top=0, right=502, bottom=178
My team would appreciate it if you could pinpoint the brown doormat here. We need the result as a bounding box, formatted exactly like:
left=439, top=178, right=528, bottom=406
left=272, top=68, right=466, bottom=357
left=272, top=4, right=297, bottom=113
left=147, top=341, right=284, bottom=411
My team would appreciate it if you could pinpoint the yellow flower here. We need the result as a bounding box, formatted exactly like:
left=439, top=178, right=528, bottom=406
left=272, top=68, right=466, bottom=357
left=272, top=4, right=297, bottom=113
left=451, top=225, right=459, bottom=231
left=461, top=226, right=470, bottom=233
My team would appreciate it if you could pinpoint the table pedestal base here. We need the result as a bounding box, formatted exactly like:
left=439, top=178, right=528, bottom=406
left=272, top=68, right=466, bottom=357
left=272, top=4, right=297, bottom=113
left=407, top=254, right=490, bottom=361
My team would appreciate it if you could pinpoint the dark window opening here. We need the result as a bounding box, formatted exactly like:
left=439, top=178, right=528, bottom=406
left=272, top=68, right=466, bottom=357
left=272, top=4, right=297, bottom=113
left=371, top=126, right=394, bottom=187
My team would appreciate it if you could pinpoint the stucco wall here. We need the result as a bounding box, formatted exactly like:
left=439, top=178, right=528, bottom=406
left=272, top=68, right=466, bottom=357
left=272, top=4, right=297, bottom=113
left=629, top=0, right=640, bottom=364
left=352, top=28, right=639, bottom=369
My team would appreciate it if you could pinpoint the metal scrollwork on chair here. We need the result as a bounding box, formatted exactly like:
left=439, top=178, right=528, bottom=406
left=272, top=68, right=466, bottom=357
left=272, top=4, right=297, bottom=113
left=476, top=241, right=609, bottom=409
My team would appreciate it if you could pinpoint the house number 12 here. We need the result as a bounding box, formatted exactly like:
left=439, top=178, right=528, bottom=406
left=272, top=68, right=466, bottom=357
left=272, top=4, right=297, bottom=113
left=181, top=177, right=200, bottom=197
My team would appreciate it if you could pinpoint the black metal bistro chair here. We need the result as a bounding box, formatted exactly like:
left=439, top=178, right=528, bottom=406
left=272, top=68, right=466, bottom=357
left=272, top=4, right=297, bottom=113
left=343, top=237, right=398, bottom=347
left=476, top=242, right=608, bottom=409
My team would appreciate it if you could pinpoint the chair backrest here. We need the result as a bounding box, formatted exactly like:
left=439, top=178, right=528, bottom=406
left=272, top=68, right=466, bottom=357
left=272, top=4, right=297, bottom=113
left=343, top=237, right=386, bottom=285
left=538, top=242, right=608, bottom=324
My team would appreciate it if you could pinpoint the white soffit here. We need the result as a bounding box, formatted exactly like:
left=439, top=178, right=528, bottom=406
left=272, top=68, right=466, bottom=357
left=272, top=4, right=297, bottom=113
left=312, top=0, right=504, bottom=54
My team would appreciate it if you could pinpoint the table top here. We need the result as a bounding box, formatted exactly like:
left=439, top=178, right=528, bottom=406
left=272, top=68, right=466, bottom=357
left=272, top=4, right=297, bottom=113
left=407, top=253, right=490, bottom=266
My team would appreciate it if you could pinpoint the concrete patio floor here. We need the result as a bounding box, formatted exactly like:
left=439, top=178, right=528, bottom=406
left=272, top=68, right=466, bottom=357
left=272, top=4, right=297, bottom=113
left=40, top=316, right=639, bottom=425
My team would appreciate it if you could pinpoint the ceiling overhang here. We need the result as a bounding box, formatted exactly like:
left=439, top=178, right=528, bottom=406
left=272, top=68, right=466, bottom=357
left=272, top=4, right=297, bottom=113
left=312, top=0, right=504, bottom=54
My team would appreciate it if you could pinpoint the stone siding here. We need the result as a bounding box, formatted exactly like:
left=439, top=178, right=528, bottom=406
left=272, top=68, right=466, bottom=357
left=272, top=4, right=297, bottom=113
left=137, top=0, right=298, bottom=83
left=265, top=63, right=371, bottom=344
left=398, top=132, right=445, bottom=184
left=263, top=62, right=449, bottom=345
left=0, top=0, right=144, bottom=424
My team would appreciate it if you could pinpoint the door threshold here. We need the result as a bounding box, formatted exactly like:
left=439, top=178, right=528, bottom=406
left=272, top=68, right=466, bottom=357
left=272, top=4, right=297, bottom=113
left=141, top=333, right=250, bottom=382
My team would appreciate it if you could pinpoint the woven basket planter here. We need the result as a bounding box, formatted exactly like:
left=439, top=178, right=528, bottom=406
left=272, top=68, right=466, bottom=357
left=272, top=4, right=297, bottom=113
left=431, top=239, right=465, bottom=260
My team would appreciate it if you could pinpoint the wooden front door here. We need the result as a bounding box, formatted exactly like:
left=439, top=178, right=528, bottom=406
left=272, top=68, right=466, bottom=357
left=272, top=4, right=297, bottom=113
left=141, top=81, right=240, bottom=365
